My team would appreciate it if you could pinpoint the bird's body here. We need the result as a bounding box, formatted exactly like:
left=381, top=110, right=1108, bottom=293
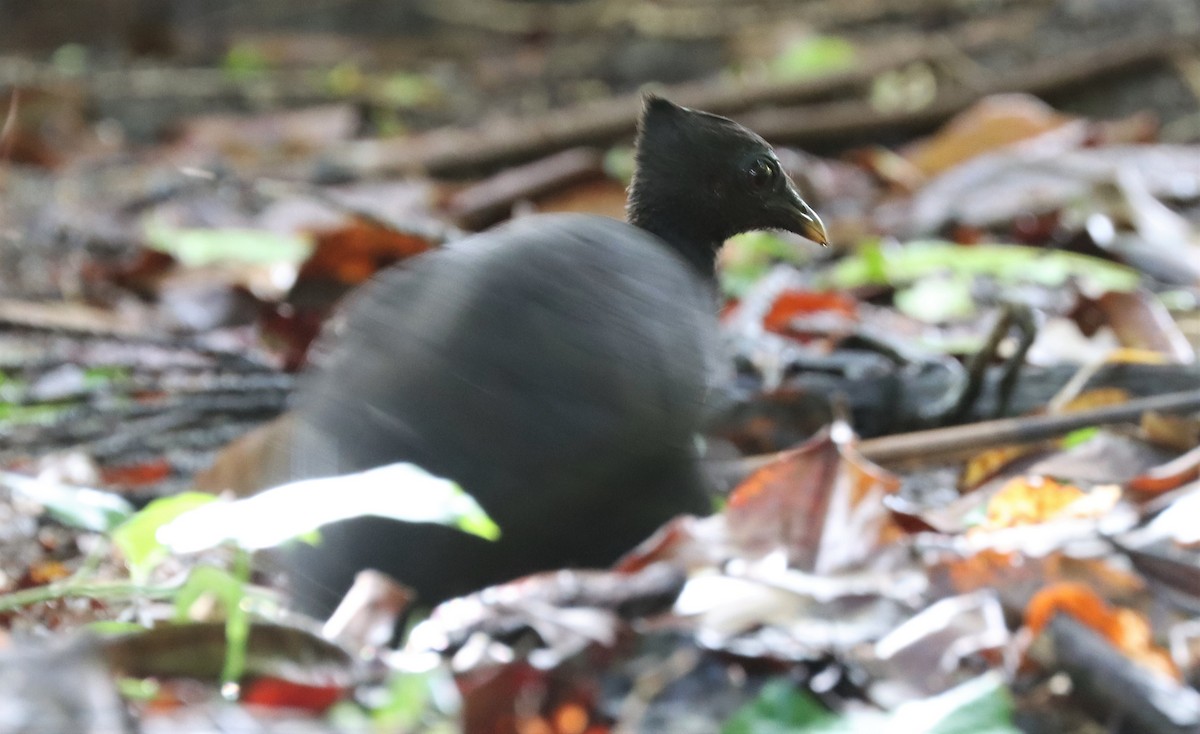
left=257, top=97, right=827, bottom=614
left=283, top=216, right=716, bottom=608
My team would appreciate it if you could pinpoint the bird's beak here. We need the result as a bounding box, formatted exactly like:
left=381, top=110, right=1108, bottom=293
left=776, top=184, right=829, bottom=246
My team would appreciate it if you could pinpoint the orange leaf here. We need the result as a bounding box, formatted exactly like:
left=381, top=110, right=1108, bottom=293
left=1127, top=442, right=1200, bottom=495
left=298, top=221, right=434, bottom=288
left=240, top=677, right=346, bottom=712
left=552, top=702, right=591, bottom=734
left=101, top=460, right=172, bottom=489
left=761, top=290, right=858, bottom=339
left=980, top=476, right=1087, bottom=529
left=28, top=560, right=71, bottom=585
left=1025, top=582, right=1178, bottom=680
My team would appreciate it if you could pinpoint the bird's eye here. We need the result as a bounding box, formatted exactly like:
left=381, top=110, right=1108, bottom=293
left=746, top=158, right=779, bottom=190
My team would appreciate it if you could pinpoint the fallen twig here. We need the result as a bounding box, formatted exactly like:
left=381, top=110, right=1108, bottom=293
left=716, top=388, right=1200, bottom=481
left=446, top=147, right=606, bottom=230
left=857, top=388, right=1200, bottom=464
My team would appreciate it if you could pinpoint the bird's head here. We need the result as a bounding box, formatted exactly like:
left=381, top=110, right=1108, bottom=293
left=628, top=95, right=827, bottom=274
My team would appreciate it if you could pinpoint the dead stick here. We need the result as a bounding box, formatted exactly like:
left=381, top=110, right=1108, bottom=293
left=717, top=389, right=1200, bottom=481
left=446, top=147, right=606, bottom=230
left=860, top=388, right=1200, bottom=463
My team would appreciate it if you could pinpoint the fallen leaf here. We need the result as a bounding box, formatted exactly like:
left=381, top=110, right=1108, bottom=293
left=978, top=477, right=1088, bottom=530
left=1091, top=290, right=1195, bottom=363
left=901, top=94, right=1075, bottom=178
left=725, top=426, right=903, bottom=573
left=296, top=220, right=434, bottom=289
left=761, top=290, right=859, bottom=339
left=1127, top=443, right=1200, bottom=495
left=1024, top=582, right=1178, bottom=680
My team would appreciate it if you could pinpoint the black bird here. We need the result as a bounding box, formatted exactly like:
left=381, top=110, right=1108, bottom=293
left=266, top=96, right=827, bottom=615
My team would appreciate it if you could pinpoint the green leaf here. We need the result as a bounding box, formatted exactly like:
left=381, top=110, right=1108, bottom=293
left=893, top=275, right=977, bottom=323
left=723, top=680, right=835, bottom=734
left=1, top=471, right=135, bottom=532
left=723, top=675, right=1018, bottom=734
left=901, top=674, right=1019, bottom=734
left=859, top=238, right=888, bottom=284
left=326, top=61, right=364, bottom=96
left=173, top=565, right=245, bottom=622
left=828, top=240, right=1140, bottom=295
left=603, top=146, right=636, bottom=184
left=222, top=43, right=270, bottom=82
left=143, top=220, right=313, bottom=267
left=172, top=560, right=252, bottom=688
left=379, top=72, right=440, bottom=108
left=50, top=43, right=89, bottom=76
left=771, top=36, right=858, bottom=81
left=720, top=231, right=814, bottom=297
left=112, top=492, right=217, bottom=582
left=159, top=463, right=499, bottom=554
left=374, top=670, right=439, bottom=727
left=116, top=677, right=161, bottom=702
left=0, top=402, right=72, bottom=426
left=88, top=620, right=149, bottom=636
left=1060, top=427, right=1100, bottom=449
left=83, top=366, right=131, bottom=388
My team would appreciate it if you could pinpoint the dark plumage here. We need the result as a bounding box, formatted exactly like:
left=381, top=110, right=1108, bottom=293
left=272, top=96, right=826, bottom=614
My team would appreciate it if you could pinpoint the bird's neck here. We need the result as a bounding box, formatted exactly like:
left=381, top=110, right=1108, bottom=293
left=627, top=205, right=723, bottom=280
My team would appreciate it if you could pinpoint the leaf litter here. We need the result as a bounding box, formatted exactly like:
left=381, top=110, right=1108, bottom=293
left=2, top=11, right=1200, bottom=733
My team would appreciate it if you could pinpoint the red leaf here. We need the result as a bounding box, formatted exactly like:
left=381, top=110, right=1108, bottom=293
left=239, top=677, right=346, bottom=713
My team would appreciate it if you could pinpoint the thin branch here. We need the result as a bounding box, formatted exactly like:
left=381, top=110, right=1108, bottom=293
left=858, top=387, right=1200, bottom=464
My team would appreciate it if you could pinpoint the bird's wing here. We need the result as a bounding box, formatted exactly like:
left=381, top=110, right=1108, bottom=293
left=288, top=215, right=717, bottom=520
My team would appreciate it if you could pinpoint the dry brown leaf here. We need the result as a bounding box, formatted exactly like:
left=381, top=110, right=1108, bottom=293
left=298, top=220, right=435, bottom=288
left=725, top=427, right=903, bottom=572
left=1127, top=442, right=1200, bottom=495
left=1140, top=411, right=1200, bottom=453
left=900, top=94, right=1076, bottom=177
left=1093, top=291, right=1195, bottom=363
